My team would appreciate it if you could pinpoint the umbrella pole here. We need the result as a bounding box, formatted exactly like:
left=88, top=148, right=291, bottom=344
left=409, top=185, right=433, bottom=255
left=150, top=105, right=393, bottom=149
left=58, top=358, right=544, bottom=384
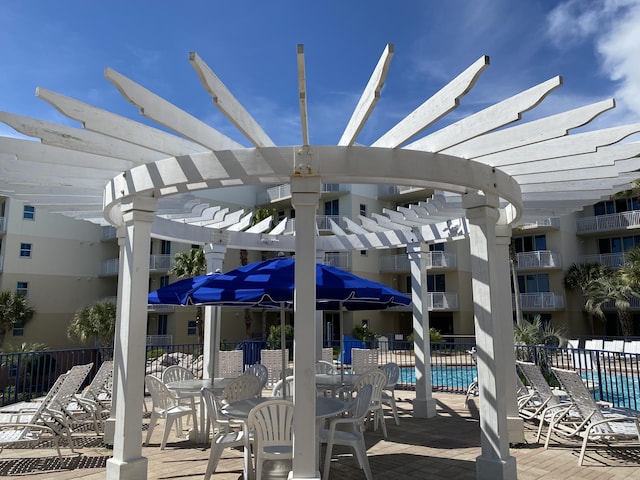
left=280, top=302, right=287, bottom=397
left=340, top=302, right=344, bottom=382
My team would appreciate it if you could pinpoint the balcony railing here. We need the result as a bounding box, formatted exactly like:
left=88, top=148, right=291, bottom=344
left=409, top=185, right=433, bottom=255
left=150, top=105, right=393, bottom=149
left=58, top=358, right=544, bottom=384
left=284, top=215, right=346, bottom=234
left=514, top=250, right=562, bottom=270
left=427, top=292, right=458, bottom=311
left=576, top=210, right=640, bottom=234
left=379, top=251, right=457, bottom=272
left=579, top=252, right=627, bottom=269
left=515, top=217, right=560, bottom=230
left=263, top=183, right=349, bottom=203
left=100, top=254, right=175, bottom=276
left=324, top=252, right=351, bottom=270
left=514, top=292, right=564, bottom=311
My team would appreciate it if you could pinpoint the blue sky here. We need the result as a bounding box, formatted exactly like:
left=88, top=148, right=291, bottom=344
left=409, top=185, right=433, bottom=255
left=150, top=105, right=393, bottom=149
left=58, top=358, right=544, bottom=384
left=1, top=0, right=639, bottom=147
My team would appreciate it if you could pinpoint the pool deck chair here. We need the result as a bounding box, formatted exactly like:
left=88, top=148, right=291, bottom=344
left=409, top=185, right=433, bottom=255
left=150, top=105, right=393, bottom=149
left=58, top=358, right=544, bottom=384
left=550, top=367, right=640, bottom=465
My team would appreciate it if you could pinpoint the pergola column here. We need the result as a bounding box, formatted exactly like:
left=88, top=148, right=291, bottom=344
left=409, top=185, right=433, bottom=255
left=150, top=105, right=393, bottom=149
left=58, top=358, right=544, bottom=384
left=463, top=192, right=517, bottom=480
left=103, top=227, right=127, bottom=446
left=290, top=174, right=321, bottom=480
left=408, top=242, right=436, bottom=418
left=106, top=196, right=157, bottom=480
left=495, top=225, right=525, bottom=444
left=203, top=234, right=228, bottom=379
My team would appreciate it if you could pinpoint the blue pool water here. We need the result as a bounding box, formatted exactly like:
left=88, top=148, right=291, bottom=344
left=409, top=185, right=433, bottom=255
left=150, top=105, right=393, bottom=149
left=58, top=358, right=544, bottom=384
left=400, top=366, right=477, bottom=389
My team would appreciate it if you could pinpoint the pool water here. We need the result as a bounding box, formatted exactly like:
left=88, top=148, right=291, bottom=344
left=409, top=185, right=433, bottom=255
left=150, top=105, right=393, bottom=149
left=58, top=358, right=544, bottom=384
left=400, top=366, right=477, bottom=389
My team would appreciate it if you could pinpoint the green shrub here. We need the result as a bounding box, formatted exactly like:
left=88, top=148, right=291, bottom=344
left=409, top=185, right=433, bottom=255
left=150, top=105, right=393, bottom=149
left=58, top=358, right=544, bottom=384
left=146, top=348, right=165, bottom=360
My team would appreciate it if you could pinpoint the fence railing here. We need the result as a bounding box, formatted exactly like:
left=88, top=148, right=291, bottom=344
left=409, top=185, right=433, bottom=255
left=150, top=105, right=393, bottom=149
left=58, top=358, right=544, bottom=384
left=3, top=342, right=640, bottom=411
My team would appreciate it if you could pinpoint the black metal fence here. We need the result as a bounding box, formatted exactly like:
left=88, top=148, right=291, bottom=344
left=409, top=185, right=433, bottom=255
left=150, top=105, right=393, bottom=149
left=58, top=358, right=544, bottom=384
left=2, top=341, right=639, bottom=411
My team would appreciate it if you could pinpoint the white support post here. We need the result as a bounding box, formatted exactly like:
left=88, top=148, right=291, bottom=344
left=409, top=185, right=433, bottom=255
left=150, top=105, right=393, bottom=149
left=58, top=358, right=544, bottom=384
left=408, top=242, right=437, bottom=418
left=495, top=225, right=525, bottom=444
left=290, top=174, right=321, bottom=480
left=103, top=227, right=126, bottom=446
left=106, top=196, right=157, bottom=480
left=463, top=192, right=517, bottom=480
left=316, top=250, right=326, bottom=363
left=203, top=238, right=227, bottom=379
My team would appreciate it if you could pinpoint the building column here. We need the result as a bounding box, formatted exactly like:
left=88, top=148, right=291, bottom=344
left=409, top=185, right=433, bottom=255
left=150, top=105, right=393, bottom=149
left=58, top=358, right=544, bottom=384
left=290, top=174, right=321, bottom=480
left=495, top=225, right=525, bottom=444
left=103, top=227, right=127, bottom=446
left=106, top=196, right=157, bottom=480
left=463, top=192, right=517, bottom=480
left=203, top=233, right=227, bottom=379
left=408, top=243, right=437, bottom=418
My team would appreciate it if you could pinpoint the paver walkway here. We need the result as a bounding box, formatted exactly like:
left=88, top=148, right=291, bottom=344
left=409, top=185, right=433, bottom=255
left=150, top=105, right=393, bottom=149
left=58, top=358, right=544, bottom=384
left=0, top=390, right=639, bottom=479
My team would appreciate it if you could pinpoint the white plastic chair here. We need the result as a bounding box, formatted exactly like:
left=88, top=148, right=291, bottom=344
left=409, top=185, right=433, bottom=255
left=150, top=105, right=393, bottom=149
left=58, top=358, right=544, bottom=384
left=201, top=387, right=252, bottom=480
left=271, top=376, right=294, bottom=397
left=320, top=384, right=374, bottom=480
left=379, top=362, right=400, bottom=425
left=144, top=375, right=198, bottom=449
left=244, top=363, right=269, bottom=395
left=351, top=369, right=388, bottom=437
left=351, top=348, right=378, bottom=374
left=218, top=350, right=244, bottom=378
left=162, top=365, right=197, bottom=416
left=315, top=361, right=337, bottom=375
left=220, top=374, right=262, bottom=405
left=247, top=398, right=294, bottom=480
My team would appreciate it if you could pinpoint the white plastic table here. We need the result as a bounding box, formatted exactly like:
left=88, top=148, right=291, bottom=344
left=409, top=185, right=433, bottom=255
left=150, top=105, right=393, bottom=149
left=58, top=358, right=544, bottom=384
left=166, top=377, right=234, bottom=443
left=315, top=373, right=361, bottom=397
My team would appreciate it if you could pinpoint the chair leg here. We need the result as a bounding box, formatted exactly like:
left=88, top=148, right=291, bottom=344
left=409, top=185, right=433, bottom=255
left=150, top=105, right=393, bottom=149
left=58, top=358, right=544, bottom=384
left=145, top=412, right=160, bottom=445
left=204, top=442, right=224, bottom=480
left=162, top=418, right=174, bottom=450
left=353, top=439, right=373, bottom=480
left=323, top=440, right=335, bottom=480
left=389, top=396, right=400, bottom=425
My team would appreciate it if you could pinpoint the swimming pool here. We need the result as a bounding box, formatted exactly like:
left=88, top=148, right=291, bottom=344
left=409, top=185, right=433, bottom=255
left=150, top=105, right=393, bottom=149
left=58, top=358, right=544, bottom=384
left=400, top=365, right=477, bottom=391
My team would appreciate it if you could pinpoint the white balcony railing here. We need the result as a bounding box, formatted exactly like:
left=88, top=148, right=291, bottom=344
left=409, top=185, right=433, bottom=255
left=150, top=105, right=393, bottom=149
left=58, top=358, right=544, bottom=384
left=578, top=252, right=627, bottom=269
left=428, top=292, right=458, bottom=311
left=514, top=292, right=564, bottom=311
left=514, top=250, right=562, bottom=270
left=264, top=183, right=349, bottom=203
left=515, top=217, right=560, bottom=230
left=284, top=215, right=346, bottom=234
left=100, top=254, right=174, bottom=276
left=379, top=251, right=457, bottom=272
left=324, top=252, right=351, bottom=270
left=576, top=211, right=640, bottom=234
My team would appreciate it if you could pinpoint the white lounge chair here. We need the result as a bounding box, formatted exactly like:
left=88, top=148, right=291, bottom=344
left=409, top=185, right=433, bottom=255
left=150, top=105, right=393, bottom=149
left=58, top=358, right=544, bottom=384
left=549, top=367, right=640, bottom=465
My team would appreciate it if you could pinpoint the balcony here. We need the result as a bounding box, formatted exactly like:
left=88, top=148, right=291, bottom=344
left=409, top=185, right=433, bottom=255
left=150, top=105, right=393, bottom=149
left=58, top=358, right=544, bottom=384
left=514, top=292, right=564, bottom=311
left=379, top=251, right=457, bottom=272
left=283, top=215, right=347, bottom=234
left=377, top=184, right=428, bottom=200
left=515, top=217, right=560, bottom=231
left=324, top=252, right=351, bottom=270
left=578, top=252, right=627, bottom=269
left=576, top=211, right=640, bottom=234
left=428, top=292, right=458, bottom=311
left=99, top=254, right=175, bottom=276
left=261, top=183, right=350, bottom=204
left=514, top=250, right=562, bottom=270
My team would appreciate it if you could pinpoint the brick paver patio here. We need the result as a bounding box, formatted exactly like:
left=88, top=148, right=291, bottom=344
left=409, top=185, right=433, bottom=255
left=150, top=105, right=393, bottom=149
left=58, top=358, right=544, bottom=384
left=1, top=390, right=639, bottom=479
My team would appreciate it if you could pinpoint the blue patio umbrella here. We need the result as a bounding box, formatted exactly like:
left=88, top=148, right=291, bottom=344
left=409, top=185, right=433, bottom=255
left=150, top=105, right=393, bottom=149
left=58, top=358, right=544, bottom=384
left=148, top=256, right=411, bottom=390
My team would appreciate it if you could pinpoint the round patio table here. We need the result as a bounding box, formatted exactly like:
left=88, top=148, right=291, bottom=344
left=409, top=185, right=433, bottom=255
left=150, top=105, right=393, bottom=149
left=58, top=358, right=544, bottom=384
left=165, top=377, right=235, bottom=443
left=315, top=373, right=361, bottom=397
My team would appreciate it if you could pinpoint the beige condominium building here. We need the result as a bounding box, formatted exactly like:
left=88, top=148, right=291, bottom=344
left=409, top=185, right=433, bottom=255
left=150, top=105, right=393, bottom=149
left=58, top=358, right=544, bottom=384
left=1, top=185, right=638, bottom=351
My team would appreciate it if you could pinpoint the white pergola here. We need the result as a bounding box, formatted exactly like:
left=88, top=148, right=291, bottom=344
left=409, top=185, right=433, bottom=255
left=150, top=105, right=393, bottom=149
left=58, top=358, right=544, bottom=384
left=1, top=44, right=640, bottom=480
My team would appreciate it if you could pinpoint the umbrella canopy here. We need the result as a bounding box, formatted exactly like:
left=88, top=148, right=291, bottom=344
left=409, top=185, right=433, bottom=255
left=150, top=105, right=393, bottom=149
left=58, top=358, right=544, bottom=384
left=148, top=257, right=411, bottom=310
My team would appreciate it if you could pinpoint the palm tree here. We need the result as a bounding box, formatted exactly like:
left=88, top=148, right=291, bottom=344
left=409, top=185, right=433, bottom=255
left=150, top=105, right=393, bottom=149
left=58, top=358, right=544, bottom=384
left=0, top=291, right=35, bottom=348
left=170, top=247, right=206, bottom=342
left=67, top=300, right=116, bottom=349
left=564, top=263, right=611, bottom=335
left=594, top=272, right=639, bottom=337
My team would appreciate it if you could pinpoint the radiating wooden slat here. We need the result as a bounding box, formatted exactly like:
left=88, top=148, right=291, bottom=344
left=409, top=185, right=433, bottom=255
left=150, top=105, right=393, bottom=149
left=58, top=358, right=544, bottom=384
left=406, top=76, right=563, bottom=152
left=190, top=52, right=275, bottom=148
left=338, top=44, right=394, bottom=146
left=482, top=122, right=640, bottom=167
left=36, top=88, right=205, bottom=156
left=105, top=68, right=243, bottom=151
left=0, top=112, right=165, bottom=163
left=515, top=158, right=639, bottom=184
left=372, top=56, right=489, bottom=148
left=297, top=44, right=309, bottom=146
left=443, top=99, right=615, bottom=159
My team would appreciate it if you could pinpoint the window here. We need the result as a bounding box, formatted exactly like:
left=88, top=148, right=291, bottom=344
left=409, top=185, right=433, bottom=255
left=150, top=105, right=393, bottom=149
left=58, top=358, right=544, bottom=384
left=187, top=320, right=197, bottom=336
left=359, top=203, right=367, bottom=217
left=360, top=250, right=367, bottom=256
left=324, top=199, right=339, bottom=216
left=429, top=243, right=445, bottom=252
left=12, top=322, right=24, bottom=337
left=23, top=205, right=35, bottom=220
left=598, top=235, right=640, bottom=254
left=160, top=240, right=171, bottom=255
left=19, top=243, right=32, bottom=258
left=427, top=274, right=446, bottom=292
left=594, top=197, right=640, bottom=215
left=517, top=273, right=550, bottom=293
left=157, top=315, right=168, bottom=335
left=16, top=282, right=28, bottom=297
left=160, top=275, right=170, bottom=288
left=513, top=234, right=546, bottom=253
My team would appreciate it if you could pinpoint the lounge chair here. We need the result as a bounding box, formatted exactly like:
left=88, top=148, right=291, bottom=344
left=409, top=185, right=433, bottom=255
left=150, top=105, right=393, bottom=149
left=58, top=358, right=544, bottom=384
left=549, top=367, right=640, bottom=465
